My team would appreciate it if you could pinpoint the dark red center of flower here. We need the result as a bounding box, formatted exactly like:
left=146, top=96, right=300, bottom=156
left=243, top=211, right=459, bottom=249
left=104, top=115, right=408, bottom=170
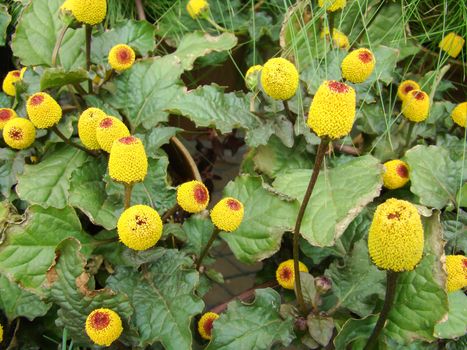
left=413, top=91, right=425, bottom=100
left=90, top=311, right=110, bottom=331
left=30, top=94, right=44, bottom=106
left=117, top=49, right=132, bottom=64
left=227, top=199, right=241, bottom=211
left=358, top=50, right=373, bottom=63
left=462, top=258, right=467, bottom=270
left=404, top=85, right=415, bottom=94
left=0, top=109, right=12, bottom=121
left=280, top=267, right=292, bottom=281
left=135, top=215, right=146, bottom=226
left=100, top=118, right=113, bottom=128
left=119, top=136, right=137, bottom=145
left=193, top=185, right=208, bottom=204
left=328, top=81, right=349, bottom=93
left=203, top=317, right=215, bottom=337
left=12, top=71, right=20, bottom=78
left=387, top=212, right=401, bottom=220
left=396, top=164, right=408, bottom=178
left=9, top=127, right=23, bottom=140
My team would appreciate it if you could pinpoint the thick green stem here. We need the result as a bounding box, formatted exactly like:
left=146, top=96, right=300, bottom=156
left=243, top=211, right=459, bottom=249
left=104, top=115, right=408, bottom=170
left=52, top=25, right=69, bottom=67
left=405, top=122, right=415, bottom=148
left=124, top=184, right=133, bottom=210
left=85, top=24, right=92, bottom=93
left=364, top=271, right=399, bottom=350
left=293, top=139, right=330, bottom=315
left=196, top=228, right=220, bottom=269
left=52, top=126, right=96, bottom=156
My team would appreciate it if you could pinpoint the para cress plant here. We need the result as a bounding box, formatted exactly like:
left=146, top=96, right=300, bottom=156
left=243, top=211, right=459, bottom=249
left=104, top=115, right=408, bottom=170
left=0, top=0, right=466, bottom=349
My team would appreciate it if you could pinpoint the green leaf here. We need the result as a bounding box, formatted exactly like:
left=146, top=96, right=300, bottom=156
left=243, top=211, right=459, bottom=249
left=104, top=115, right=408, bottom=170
left=0, top=4, right=11, bottom=46
left=40, top=67, right=88, bottom=90
left=434, top=291, right=467, bottom=339
left=273, top=155, right=383, bottom=246
left=385, top=212, right=448, bottom=344
left=136, top=127, right=181, bottom=157
left=48, top=238, right=133, bottom=345
left=325, top=240, right=385, bottom=317
left=181, top=215, right=215, bottom=257
left=297, top=272, right=316, bottom=306
left=107, top=249, right=204, bottom=349
left=405, top=145, right=462, bottom=209
left=0, top=92, right=13, bottom=106
left=0, top=148, right=32, bottom=198
left=0, top=205, right=92, bottom=293
left=307, top=315, right=334, bottom=347
left=16, top=145, right=89, bottom=209
left=206, top=288, right=295, bottom=350
left=221, top=175, right=298, bottom=263
left=0, top=274, right=50, bottom=321
left=333, top=315, right=379, bottom=350
left=11, top=0, right=85, bottom=69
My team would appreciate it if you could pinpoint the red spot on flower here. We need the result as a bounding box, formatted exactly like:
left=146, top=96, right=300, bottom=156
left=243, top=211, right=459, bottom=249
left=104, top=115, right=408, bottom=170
left=116, top=48, right=132, bottom=64
left=90, top=311, right=111, bottom=331
left=404, top=85, right=415, bottom=94
left=387, top=212, right=401, bottom=220
left=328, top=81, right=349, bottom=93
left=9, top=127, right=23, bottom=140
left=134, top=215, right=146, bottom=226
left=30, top=94, right=44, bottom=106
left=0, top=109, right=12, bottom=121
left=358, top=50, right=373, bottom=63
left=396, top=164, right=408, bottom=178
left=412, top=91, right=425, bottom=100
left=280, top=266, right=292, bottom=281
left=100, top=118, right=113, bottom=128
left=193, top=185, right=208, bottom=204
left=203, top=317, right=215, bottom=337
left=227, top=199, right=241, bottom=211
left=119, top=136, right=137, bottom=145
left=462, top=258, right=467, bottom=270
left=12, top=71, right=20, bottom=78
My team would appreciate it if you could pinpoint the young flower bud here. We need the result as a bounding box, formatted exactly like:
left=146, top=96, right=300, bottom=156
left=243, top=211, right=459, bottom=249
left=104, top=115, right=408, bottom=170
left=445, top=255, right=467, bottom=292
left=439, top=32, right=465, bottom=58
left=318, top=0, right=347, bottom=12
left=321, top=27, right=350, bottom=49
left=402, top=90, right=430, bottom=122
left=210, top=197, right=244, bottom=232
left=78, top=107, right=107, bottom=150
left=341, top=48, right=376, bottom=83
left=315, top=276, right=332, bottom=293
left=187, top=0, right=209, bottom=19
left=382, top=160, right=410, bottom=190
left=245, top=65, right=262, bottom=91
left=451, top=102, right=466, bottom=128
left=276, top=259, right=309, bottom=290
left=198, top=312, right=219, bottom=340
left=177, top=180, right=210, bottom=213
left=2, top=70, right=22, bottom=96
left=26, top=92, right=62, bottom=129
left=85, top=308, right=123, bottom=347
left=108, top=44, right=136, bottom=71
left=3, top=118, right=36, bottom=150
left=0, top=108, right=18, bottom=130
left=260, top=57, right=299, bottom=100
left=397, top=80, right=420, bottom=101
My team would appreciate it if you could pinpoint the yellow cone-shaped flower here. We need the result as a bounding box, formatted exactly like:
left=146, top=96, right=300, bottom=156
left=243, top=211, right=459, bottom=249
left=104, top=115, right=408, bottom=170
left=108, top=44, right=136, bottom=71
left=198, top=312, right=219, bottom=340
left=117, top=204, right=163, bottom=250
left=445, top=255, right=467, bottom=292
left=3, top=118, right=36, bottom=150
left=402, top=90, right=430, bottom=122
left=276, top=259, right=309, bottom=290
left=210, top=197, right=244, bottom=232
left=78, top=107, right=107, bottom=150
left=439, top=32, right=465, bottom=58
left=260, top=57, right=299, bottom=100
left=245, top=65, right=262, bottom=90
left=397, top=80, right=420, bottom=101
left=341, top=48, right=376, bottom=83
left=319, top=0, right=346, bottom=12
left=67, top=0, right=107, bottom=25
left=451, top=102, right=467, bottom=128
left=321, top=27, right=350, bottom=49
left=177, top=180, right=210, bottom=213
left=0, top=323, right=3, bottom=342
left=2, top=70, right=22, bottom=96
left=368, top=198, right=424, bottom=272
left=26, top=92, right=62, bottom=129
left=307, top=80, right=356, bottom=139
left=109, top=136, right=148, bottom=184
left=85, top=308, right=123, bottom=346
left=95, top=116, right=130, bottom=153
left=60, top=0, right=73, bottom=11
left=0, top=108, right=18, bottom=130
left=187, top=0, right=209, bottom=19
left=383, top=160, right=410, bottom=190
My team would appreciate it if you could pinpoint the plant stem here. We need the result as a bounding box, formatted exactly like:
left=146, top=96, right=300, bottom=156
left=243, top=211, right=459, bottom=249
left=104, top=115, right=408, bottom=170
left=364, top=271, right=399, bottom=350
left=52, top=25, right=69, bottom=67
left=51, top=126, right=96, bottom=156
left=196, top=228, right=220, bottom=269
left=162, top=204, right=180, bottom=222
left=405, top=122, right=415, bottom=149
left=85, top=24, right=92, bottom=94
left=135, top=0, right=146, bottom=20
left=293, top=139, right=330, bottom=315
left=282, top=100, right=296, bottom=123
left=124, top=184, right=133, bottom=210
left=205, top=16, right=228, bottom=33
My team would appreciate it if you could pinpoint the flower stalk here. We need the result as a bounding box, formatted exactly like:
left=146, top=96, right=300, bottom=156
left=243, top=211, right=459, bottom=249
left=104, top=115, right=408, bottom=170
left=196, top=228, right=220, bottom=269
left=85, top=24, right=92, bottom=93
left=51, top=125, right=96, bottom=156
left=52, top=25, right=69, bottom=67
left=124, top=183, right=133, bottom=210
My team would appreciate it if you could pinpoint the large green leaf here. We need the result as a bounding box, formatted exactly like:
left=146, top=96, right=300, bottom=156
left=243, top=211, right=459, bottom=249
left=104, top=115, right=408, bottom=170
left=206, top=288, right=295, bottom=350
left=405, top=145, right=462, bottom=209
left=11, top=0, right=85, bottom=69
left=107, top=249, right=204, bottom=349
left=0, top=148, right=32, bottom=198
left=333, top=315, right=380, bottom=350
left=0, top=4, right=11, bottom=46
left=16, top=145, right=89, bottom=209
left=221, top=175, right=298, bottom=263
left=385, top=212, right=448, bottom=344
left=434, top=291, right=467, bottom=339
left=48, top=238, right=133, bottom=345
left=325, top=240, right=385, bottom=317
left=181, top=215, right=215, bottom=257
left=40, top=67, right=88, bottom=90
left=0, top=206, right=92, bottom=293
left=273, top=155, right=383, bottom=246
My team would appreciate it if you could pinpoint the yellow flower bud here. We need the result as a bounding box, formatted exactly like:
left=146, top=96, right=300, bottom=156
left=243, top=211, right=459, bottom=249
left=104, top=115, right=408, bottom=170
left=402, top=90, right=430, bottom=122
left=260, top=57, right=299, bottom=100
left=78, top=107, right=107, bottom=150
left=3, top=118, right=36, bottom=150
left=368, top=198, right=424, bottom=272
left=2, top=70, right=22, bottom=96
left=276, top=259, right=308, bottom=290
left=397, top=80, right=420, bottom=101
left=341, top=48, right=376, bottom=83
left=439, top=32, right=465, bottom=58
left=67, top=0, right=107, bottom=25
left=117, top=204, right=163, bottom=250
left=186, top=0, right=209, bottom=19
left=319, top=0, right=347, bottom=12
left=210, top=197, right=244, bottom=232
left=26, top=92, right=62, bottom=129
left=445, top=255, right=467, bottom=292
left=307, top=80, right=356, bottom=139
left=321, top=27, right=350, bottom=49
left=177, top=180, right=210, bottom=213
left=382, top=160, right=410, bottom=190
left=95, top=116, right=130, bottom=153
left=85, top=308, right=123, bottom=347
left=198, top=312, right=219, bottom=340
left=108, top=44, right=136, bottom=71
left=451, top=102, right=466, bottom=128
left=0, top=323, right=3, bottom=343
left=245, top=64, right=262, bottom=90
left=109, top=136, right=148, bottom=184
left=60, top=0, right=73, bottom=12
left=0, top=108, right=18, bottom=130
